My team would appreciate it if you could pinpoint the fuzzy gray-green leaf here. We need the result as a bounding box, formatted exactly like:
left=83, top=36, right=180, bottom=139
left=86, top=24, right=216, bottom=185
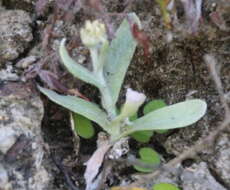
left=59, top=39, right=102, bottom=87
left=38, top=86, right=109, bottom=129
left=127, top=99, right=207, bottom=133
left=103, top=13, right=139, bottom=106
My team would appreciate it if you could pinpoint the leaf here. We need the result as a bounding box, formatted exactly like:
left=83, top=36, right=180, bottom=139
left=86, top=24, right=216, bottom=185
left=130, top=100, right=167, bottom=142
left=59, top=39, right=102, bottom=88
left=143, top=100, right=167, bottom=115
left=72, top=113, right=95, bottom=139
left=134, top=147, right=160, bottom=173
left=126, top=108, right=153, bottom=143
left=38, top=86, right=110, bottom=131
left=139, top=147, right=161, bottom=164
left=123, top=108, right=152, bottom=143
left=144, top=99, right=168, bottom=134
left=103, top=13, right=140, bottom=107
left=127, top=99, right=207, bottom=133
left=117, top=105, right=137, bottom=121
left=129, top=112, right=138, bottom=121
left=134, top=159, right=153, bottom=173
left=130, top=131, right=153, bottom=143
left=152, top=183, right=180, bottom=190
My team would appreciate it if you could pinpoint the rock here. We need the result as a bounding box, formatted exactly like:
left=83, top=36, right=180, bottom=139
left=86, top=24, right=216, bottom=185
left=0, top=163, right=12, bottom=190
left=149, top=165, right=181, bottom=189
left=0, top=10, right=33, bottom=64
left=15, top=56, right=38, bottom=69
left=209, top=133, right=230, bottom=188
left=133, top=162, right=227, bottom=190
left=0, top=82, right=52, bottom=190
left=181, top=162, right=227, bottom=190
left=0, top=127, right=17, bottom=154
left=108, top=137, right=129, bottom=160
left=0, top=64, right=20, bottom=81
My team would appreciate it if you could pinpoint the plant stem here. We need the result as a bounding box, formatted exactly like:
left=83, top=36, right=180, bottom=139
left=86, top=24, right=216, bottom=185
left=99, top=77, right=117, bottom=119
left=90, top=48, right=99, bottom=73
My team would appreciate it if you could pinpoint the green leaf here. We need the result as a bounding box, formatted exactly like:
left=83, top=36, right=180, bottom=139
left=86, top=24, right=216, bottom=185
left=144, top=100, right=168, bottom=134
left=134, top=147, right=161, bottom=173
left=127, top=99, right=207, bottom=133
left=143, top=100, right=167, bottom=115
left=131, top=100, right=167, bottom=142
left=72, top=113, right=95, bottom=139
left=103, top=13, right=140, bottom=107
left=139, top=147, right=161, bottom=163
left=38, top=86, right=110, bottom=132
left=59, top=39, right=102, bottom=88
left=130, top=131, right=153, bottom=143
left=153, top=183, right=180, bottom=190
left=126, top=108, right=153, bottom=143
left=130, top=112, right=138, bottom=121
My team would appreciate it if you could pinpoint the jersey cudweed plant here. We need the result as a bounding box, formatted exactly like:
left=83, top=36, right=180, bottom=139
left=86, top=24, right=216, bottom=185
left=38, top=12, right=207, bottom=188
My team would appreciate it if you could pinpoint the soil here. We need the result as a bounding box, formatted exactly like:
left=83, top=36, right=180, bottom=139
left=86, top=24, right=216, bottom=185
left=0, top=0, right=229, bottom=190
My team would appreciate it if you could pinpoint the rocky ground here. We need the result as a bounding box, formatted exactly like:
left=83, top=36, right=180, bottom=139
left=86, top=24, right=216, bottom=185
left=0, top=0, right=229, bottom=190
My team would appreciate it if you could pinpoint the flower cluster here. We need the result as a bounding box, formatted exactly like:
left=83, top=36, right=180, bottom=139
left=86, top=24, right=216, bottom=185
left=80, top=20, right=107, bottom=47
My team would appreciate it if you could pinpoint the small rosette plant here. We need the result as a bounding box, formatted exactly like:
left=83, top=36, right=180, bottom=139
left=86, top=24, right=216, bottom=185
left=38, top=13, right=207, bottom=142
left=38, top=14, right=207, bottom=188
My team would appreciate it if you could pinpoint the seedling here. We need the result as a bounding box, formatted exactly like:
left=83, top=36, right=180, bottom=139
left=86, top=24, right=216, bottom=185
left=134, top=147, right=160, bottom=173
left=39, top=12, right=206, bottom=145
left=38, top=13, right=207, bottom=188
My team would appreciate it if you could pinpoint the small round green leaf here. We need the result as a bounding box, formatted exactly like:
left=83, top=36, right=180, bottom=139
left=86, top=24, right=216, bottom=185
left=134, top=147, right=161, bottom=173
left=130, top=131, right=153, bottom=143
left=134, top=159, right=154, bottom=173
left=139, top=147, right=161, bottom=163
left=143, top=100, right=167, bottom=115
left=73, top=113, right=95, bottom=139
left=153, top=183, right=180, bottom=190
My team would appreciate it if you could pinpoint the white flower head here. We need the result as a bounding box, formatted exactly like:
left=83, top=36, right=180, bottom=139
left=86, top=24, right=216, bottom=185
left=80, top=20, right=107, bottom=47
left=126, top=88, right=146, bottom=105
left=117, top=88, right=146, bottom=121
